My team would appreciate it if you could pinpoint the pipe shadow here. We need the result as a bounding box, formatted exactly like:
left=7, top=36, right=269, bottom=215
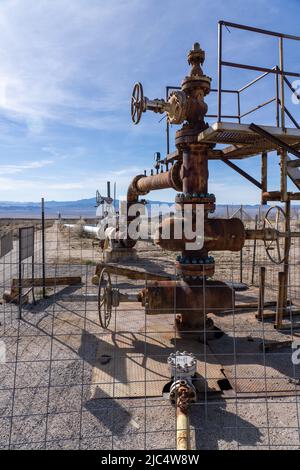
left=190, top=395, right=263, bottom=449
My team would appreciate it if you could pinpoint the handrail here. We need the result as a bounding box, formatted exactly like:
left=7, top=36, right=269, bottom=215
left=239, top=97, right=276, bottom=119
left=219, top=20, right=300, bottom=41
left=238, top=69, right=275, bottom=93
left=217, top=21, right=300, bottom=128
left=222, top=61, right=300, bottom=78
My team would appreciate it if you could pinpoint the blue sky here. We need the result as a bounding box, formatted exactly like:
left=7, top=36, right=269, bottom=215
left=0, top=0, right=299, bottom=203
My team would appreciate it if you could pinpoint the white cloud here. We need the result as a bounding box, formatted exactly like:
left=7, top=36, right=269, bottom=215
left=0, top=0, right=147, bottom=133
left=0, top=159, right=53, bottom=175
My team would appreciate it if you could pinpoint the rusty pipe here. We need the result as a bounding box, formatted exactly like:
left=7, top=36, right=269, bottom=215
left=123, top=163, right=182, bottom=248
left=155, top=217, right=245, bottom=252
left=182, top=145, right=209, bottom=195
left=141, top=280, right=234, bottom=322
left=127, top=162, right=182, bottom=203
left=177, top=408, right=190, bottom=450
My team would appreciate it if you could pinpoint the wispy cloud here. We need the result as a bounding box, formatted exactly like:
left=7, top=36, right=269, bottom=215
left=0, top=0, right=296, bottom=202
left=0, top=160, right=53, bottom=175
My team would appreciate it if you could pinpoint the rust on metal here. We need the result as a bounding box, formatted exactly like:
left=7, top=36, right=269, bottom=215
left=156, top=217, right=245, bottom=252
left=94, top=262, right=172, bottom=282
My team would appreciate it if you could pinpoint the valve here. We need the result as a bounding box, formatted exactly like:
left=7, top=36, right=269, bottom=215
left=97, top=268, right=141, bottom=329
left=263, top=205, right=288, bottom=264
left=131, top=82, right=167, bottom=124
left=130, top=43, right=211, bottom=128
left=167, top=351, right=197, bottom=450
left=246, top=205, right=299, bottom=265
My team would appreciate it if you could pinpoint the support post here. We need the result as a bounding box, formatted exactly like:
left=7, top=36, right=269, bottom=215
left=217, top=22, right=223, bottom=122
left=280, top=149, right=288, bottom=202
left=275, top=65, right=280, bottom=127
left=261, top=151, right=267, bottom=205
left=41, top=198, right=46, bottom=299
left=240, top=204, right=243, bottom=283
left=257, top=266, right=266, bottom=319
left=276, top=271, right=285, bottom=328
left=251, top=215, right=258, bottom=285
left=283, top=199, right=291, bottom=314
left=279, top=37, right=285, bottom=129
left=18, top=231, right=22, bottom=320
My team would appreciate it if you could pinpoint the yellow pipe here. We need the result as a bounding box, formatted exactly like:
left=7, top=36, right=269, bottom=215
left=176, top=410, right=190, bottom=450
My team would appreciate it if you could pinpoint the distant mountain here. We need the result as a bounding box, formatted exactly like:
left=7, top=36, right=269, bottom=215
left=0, top=196, right=274, bottom=219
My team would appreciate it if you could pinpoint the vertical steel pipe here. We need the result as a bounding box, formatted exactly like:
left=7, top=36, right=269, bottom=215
left=261, top=151, right=267, bottom=204
left=217, top=22, right=223, bottom=122
left=279, top=37, right=285, bottom=129
left=182, top=145, right=208, bottom=195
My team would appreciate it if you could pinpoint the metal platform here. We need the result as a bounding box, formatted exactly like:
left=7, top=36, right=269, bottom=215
left=199, top=122, right=300, bottom=159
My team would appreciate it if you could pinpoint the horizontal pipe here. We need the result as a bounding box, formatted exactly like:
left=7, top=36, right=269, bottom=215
left=136, top=171, right=172, bottom=194
left=155, top=218, right=245, bottom=252
left=142, top=280, right=234, bottom=319
left=262, top=191, right=300, bottom=201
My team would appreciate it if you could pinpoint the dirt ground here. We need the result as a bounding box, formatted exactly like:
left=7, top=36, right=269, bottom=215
left=0, top=219, right=300, bottom=449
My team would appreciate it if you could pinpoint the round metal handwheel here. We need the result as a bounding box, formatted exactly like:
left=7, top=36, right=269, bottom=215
left=131, top=82, right=144, bottom=124
left=98, top=268, right=112, bottom=329
left=263, top=205, right=287, bottom=264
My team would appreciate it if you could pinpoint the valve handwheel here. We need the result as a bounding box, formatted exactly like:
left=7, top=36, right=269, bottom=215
left=98, top=268, right=112, bottom=329
left=263, top=205, right=288, bottom=264
left=131, top=82, right=144, bottom=124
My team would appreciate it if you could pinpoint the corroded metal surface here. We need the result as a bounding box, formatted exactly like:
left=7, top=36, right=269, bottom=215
left=155, top=218, right=245, bottom=252
left=142, top=280, right=233, bottom=315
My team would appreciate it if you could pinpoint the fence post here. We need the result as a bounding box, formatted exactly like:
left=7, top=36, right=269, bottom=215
left=41, top=198, right=46, bottom=299
left=275, top=271, right=285, bottom=329
left=251, top=215, right=258, bottom=285
left=240, top=204, right=243, bottom=283
left=18, top=230, right=22, bottom=320
left=257, top=266, right=266, bottom=320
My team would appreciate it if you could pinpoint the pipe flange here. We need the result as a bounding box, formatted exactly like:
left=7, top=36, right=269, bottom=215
left=181, top=75, right=211, bottom=95
left=169, top=379, right=197, bottom=406
left=175, top=257, right=215, bottom=278
left=169, top=161, right=183, bottom=192
left=131, top=174, right=149, bottom=197
left=175, top=192, right=216, bottom=212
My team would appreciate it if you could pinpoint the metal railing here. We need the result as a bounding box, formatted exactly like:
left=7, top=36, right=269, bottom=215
left=217, top=20, right=300, bottom=129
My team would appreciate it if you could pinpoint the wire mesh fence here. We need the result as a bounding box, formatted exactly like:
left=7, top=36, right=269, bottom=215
left=0, top=209, right=300, bottom=450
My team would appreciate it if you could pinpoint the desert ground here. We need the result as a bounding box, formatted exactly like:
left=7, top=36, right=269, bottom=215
left=0, top=216, right=300, bottom=449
